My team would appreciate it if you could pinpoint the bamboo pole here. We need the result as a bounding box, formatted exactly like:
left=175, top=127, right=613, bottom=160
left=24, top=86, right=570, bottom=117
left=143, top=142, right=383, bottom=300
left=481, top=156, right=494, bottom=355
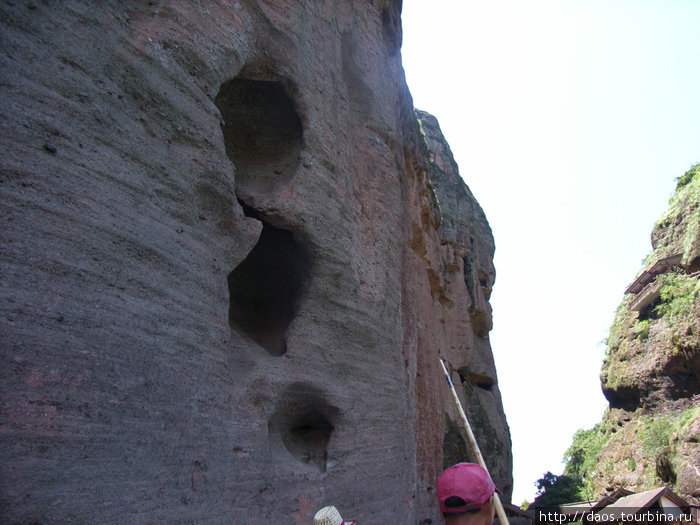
left=439, top=358, right=510, bottom=525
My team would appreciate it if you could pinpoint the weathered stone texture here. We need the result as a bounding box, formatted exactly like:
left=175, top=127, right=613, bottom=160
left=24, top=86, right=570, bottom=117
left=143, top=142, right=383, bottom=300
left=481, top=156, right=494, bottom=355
left=412, top=111, right=512, bottom=498
left=0, top=1, right=511, bottom=523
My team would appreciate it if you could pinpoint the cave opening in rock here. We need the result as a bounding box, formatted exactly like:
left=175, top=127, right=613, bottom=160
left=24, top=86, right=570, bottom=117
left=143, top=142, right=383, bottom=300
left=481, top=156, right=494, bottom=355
left=215, top=77, right=302, bottom=196
left=269, top=384, right=337, bottom=472
left=477, top=270, right=491, bottom=300
left=604, top=385, right=641, bottom=411
left=283, top=412, right=333, bottom=472
left=458, top=367, right=495, bottom=392
left=227, top=203, right=310, bottom=356
left=469, top=373, right=495, bottom=391
left=638, top=296, right=662, bottom=322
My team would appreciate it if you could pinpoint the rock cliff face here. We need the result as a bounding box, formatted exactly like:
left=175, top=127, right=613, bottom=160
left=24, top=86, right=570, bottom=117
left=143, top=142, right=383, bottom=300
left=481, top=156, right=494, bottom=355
left=0, top=2, right=511, bottom=523
left=415, top=111, right=512, bottom=492
left=579, top=166, right=699, bottom=504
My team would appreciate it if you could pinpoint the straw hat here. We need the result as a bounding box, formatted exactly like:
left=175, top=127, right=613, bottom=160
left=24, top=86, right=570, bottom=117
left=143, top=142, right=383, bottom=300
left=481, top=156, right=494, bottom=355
left=313, top=506, right=355, bottom=525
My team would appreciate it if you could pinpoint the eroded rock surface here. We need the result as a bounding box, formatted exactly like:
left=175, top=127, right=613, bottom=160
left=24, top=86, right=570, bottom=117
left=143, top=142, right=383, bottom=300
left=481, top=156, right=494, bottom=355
left=0, top=2, right=511, bottom=522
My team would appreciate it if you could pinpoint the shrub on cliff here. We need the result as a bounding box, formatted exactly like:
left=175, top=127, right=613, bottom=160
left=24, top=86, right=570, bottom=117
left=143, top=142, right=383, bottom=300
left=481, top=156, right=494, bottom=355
left=563, top=425, right=611, bottom=499
left=654, top=272, right=700, bottom=320
left=675, top=163, right=698, bottom=191
left=652, top=163, right=699, bottom=266
left=530, top=471, right=585, bottom=508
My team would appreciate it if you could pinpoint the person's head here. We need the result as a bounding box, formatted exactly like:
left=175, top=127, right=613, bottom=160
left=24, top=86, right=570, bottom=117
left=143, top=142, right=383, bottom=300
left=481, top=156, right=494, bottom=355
left=437, top=463, right=500, bottom=525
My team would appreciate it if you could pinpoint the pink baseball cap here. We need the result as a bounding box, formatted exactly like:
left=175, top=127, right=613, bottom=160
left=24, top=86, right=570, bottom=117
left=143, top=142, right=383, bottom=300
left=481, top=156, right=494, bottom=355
left=437, top=463, right=501, bottom=514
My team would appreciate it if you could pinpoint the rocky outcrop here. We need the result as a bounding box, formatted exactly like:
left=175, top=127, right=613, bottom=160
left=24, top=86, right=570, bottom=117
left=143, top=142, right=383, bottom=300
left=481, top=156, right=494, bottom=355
left=601, top=166, right=699, bottom=412
left=415, top=111, right=511, bottom=491
left=0, top=2, right=511, bottom=523
left=579, top=166, right=699, bottom=504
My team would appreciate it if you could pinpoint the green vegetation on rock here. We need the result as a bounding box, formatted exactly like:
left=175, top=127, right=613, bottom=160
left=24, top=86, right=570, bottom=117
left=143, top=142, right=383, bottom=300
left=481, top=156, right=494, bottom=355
left=565, top=425, right=609, bottom=478
left=675, top=163, right=698, bottom=191
left=563, top=423, right=612, bottom=499
left=650, top=163, right=699, bottom=267
left=639, top=416, right=673, bottom=456
left=655, top=271, right=700, bottom=320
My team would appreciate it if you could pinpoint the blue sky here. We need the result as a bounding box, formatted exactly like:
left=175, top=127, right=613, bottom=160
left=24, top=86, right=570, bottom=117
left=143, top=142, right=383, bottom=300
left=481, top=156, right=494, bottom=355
left=401, top=0, right=700, bottom=503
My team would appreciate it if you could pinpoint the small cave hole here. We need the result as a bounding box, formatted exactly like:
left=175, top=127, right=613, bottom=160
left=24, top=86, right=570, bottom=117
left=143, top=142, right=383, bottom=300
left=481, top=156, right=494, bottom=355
left=215, top=77, right=303, bottom=196
left=469, top=373, right=495, bottom=391
left=638, top=296, right=662, bottom=322
left=477, top=270, right=492, bottom=300
left=688, top=255, right=700, bottom=273
left=269, top=384, right=337, bottom=472
left=228, top=202, right=310, bottom=356
left=457, top=369, right=467, bottom=385
left=458, top=367, right=495, bottom=391
left=284, top=414, right=333, bottom=472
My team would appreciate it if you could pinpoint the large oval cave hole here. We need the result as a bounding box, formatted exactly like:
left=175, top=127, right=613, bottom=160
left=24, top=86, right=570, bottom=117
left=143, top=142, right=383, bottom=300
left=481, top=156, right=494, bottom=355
left=228, top=203, right=310, bottom=356
left=215, top=77, right=302, bottom=196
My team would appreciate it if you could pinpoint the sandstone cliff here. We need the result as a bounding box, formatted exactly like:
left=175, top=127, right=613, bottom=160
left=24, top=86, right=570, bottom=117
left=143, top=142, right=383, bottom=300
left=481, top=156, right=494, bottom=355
left=0, top=2, right=511, bottom=523
left=568, top=166, right=699, bottom=504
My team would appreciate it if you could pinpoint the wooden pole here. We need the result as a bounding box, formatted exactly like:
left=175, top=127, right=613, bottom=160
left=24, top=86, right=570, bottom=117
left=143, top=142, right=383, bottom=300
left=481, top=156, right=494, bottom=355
left=439, top=358, right=510, bottom=525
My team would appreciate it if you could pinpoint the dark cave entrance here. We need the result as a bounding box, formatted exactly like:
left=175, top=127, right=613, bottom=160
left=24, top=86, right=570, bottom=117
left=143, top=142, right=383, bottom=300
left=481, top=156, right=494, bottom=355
left=215, top=77, right=303, bottom=196
left=227, top=204, right=310, bottom=356
left=216, top=74, right=309, bottom=356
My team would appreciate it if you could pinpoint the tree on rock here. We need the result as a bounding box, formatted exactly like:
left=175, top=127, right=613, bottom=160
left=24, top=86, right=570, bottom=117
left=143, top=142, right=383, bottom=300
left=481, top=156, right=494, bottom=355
left=531, top=471, right=584, bottom=508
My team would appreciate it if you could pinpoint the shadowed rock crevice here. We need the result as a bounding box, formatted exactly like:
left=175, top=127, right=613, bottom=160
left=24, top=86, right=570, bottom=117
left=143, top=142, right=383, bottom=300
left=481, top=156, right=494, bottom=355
left=268, top=384, right=338, bottom=472
left=463, top=254, right=493, bottom=337
left=381, top=2, right=403, bottom=56
left=215, top=77, right=302, bottom=196
left=602, top=384, right=642, bottom=412
left=443, top=415, right=470, bottom=469
left=227, top=202, right=310, bottom=356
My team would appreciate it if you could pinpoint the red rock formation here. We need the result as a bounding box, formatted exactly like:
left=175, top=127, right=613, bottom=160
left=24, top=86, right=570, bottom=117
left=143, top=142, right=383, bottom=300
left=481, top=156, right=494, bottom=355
left=0, top=1, right=511, bottom=522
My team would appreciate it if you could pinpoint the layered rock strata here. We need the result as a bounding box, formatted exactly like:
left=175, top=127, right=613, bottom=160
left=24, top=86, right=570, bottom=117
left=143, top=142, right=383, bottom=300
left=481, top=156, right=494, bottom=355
left=0, top=2, right=511, bottom=522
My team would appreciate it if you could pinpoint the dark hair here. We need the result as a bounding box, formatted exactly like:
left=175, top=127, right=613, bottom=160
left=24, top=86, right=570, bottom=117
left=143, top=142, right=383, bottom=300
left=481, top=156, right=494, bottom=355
left=445, top=497, right=468, bottom=508
left=443, top=497, right=482, bottom=517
